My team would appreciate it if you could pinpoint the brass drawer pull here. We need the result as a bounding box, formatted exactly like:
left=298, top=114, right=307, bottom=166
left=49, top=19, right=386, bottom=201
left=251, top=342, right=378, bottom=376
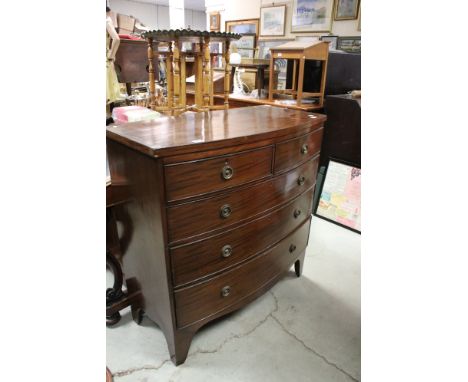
left=294, top=209, right=301, bottom=218
left=297, top=176, right=306, bottom=186
left=301, top=144, right=308, bottom=155
left=221, top=165, right=234, bottom=180
left=221, top=244, right=232, bottom=258
left=221, top=286, right=231, bottom=297
left=289, top=244, right=297, bottom=253
left=220, top=204, right=232, bottom=219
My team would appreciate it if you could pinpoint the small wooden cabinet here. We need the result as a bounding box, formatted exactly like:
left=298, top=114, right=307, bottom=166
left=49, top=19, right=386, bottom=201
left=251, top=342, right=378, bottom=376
left=106, top=105, right=325, bottom=365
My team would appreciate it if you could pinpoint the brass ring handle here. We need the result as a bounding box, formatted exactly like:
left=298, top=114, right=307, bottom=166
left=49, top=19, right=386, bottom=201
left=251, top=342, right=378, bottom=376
left=289, top=244, right=297, bottom=253
left=297, top=176, right=306, bottom=186
left=221, top=244, right=233, bottom=258
left=301, top=144, right=308, bottom=155
left=294, top=209, right=302, bottom=218
left=221, top=286, right=231, bottom=297
left=220, top=204, right=232, bottom=219
left=221, top=165, right=234, bottom=180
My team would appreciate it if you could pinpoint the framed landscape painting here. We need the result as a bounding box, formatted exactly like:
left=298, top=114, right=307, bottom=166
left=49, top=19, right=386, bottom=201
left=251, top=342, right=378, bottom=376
left=337, top=36, right=361, bottom=53
left=291, top=0, right=334, bottom=33
left=225, top=19, right=259, bottom=36
left=260, top=5, right=286, bottom=36
left=335, top=0, right=360, bottom=20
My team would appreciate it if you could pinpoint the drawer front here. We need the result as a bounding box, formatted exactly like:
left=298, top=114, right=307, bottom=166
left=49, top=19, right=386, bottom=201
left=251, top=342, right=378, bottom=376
left=174, top=219, right=311, bottom=328
left=171, top=188, right=314, bottom=287
left=274, top=128, right=323, bottom=173
left=167, top=155, right=319, bottom=244
left=164, top=146, right=273, bottom=202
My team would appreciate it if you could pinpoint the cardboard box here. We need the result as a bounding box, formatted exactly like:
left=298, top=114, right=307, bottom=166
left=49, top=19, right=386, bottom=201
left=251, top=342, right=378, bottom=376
left=117, top=14, right=135, bottom=32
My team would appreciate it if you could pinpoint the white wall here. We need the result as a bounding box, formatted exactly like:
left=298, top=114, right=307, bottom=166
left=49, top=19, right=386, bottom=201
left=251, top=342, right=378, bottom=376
left=205, top=0, right=360, bottom=38
left=109, top=0, right=206, bottom=30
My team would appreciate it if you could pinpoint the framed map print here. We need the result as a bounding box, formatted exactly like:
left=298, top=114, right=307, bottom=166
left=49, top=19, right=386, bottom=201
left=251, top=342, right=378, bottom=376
left=315, top=159, right=361, bottom=233
left=291, top=0, right=334, bottom=32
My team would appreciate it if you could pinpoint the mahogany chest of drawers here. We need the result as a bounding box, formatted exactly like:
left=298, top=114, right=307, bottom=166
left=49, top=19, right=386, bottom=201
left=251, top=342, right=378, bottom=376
left=106, top=105, right=325, bottom=365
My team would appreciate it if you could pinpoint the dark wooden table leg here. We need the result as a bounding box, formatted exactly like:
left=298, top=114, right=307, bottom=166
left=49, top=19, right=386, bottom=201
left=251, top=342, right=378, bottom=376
left=106, top=249, right=143, bottom=326
left=106, top=250, right=125, bottom=326
left=230, top=66, right=236, bottom=93
left=257, top=68, right=265, bottom=98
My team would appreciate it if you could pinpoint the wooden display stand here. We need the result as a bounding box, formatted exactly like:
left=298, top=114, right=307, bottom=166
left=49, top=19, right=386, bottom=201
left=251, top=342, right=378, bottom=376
left=143, top=30, right=241, bottom=116
left=268, top=41, right=329, bottom=109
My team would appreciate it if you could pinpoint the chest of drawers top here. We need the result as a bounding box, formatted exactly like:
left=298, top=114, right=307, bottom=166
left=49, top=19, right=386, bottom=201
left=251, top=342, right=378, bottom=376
left=106, top=105, right=326, bottom=158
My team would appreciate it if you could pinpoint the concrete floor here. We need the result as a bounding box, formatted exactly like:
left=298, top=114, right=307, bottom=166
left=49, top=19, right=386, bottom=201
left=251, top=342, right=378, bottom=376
left=107, top=217, right=361, bottom=382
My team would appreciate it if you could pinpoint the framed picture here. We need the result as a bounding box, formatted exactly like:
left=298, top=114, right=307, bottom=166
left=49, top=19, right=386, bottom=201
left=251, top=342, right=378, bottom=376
left=320, top=35, right=339, bottom=50
left=315, top=158, right=361, bottom=233
left=337, top=36, right=361, bottom=53
left=209, top=12, right=220, bottom=31
left=233, top=33, right=256, bottom=58
left=260, top=5, right=286, bottom=37
left=291, top=0, right=334, bottom=33
left=257, top=38, right=294, bottom=59
left=225, top=19, right=259, bottom=36
left=226, top=19, right=259, bottom=59
left=334, top=0, right=360, bottom=21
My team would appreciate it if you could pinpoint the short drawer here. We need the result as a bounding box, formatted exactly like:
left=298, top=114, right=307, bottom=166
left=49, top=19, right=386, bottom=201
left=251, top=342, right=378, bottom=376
left=274, top=128, right=323, bottom=173
left=166, top=155, right=319, bottom=244
left=174, top=219, right=311, bottom=328
left=171, top=187, right=314, bottom=287
left=164, top=146, right=273, bottom=202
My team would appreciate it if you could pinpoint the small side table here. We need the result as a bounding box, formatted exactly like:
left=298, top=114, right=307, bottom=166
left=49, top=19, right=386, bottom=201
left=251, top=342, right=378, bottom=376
left=230, top=59, right=270, bottom=97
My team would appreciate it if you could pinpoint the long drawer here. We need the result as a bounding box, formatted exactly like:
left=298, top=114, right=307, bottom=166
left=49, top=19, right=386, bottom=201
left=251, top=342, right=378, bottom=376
left=274, top=128, right=323, bottom=173
left=164, top=146, right=273, bottom=202
left=171, top=187, right=314, bottom=287
left=174, top=219, right=311, bottom=328
left=166, top=155, right=319, bottom=244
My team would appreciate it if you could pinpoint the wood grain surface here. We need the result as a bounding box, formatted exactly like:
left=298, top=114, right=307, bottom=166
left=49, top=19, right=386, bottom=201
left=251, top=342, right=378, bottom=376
left=274, top=127, right=324, bottom=173
left=164, top=146, right=273, bottom=202
left=106, top=105, right=325, bottom=157
left=174, top=219, right=311, bottom=328
left=166, top=155, right=319, bottom=244
left=171, top=187, right=314, bottom=287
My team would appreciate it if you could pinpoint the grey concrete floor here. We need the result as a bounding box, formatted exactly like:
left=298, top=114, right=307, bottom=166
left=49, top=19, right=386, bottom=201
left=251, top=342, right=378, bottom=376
left=107, top=217, right=361, bottom=381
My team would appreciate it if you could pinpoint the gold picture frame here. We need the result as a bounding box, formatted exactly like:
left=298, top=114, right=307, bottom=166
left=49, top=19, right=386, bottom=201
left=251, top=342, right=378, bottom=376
left=225, top=18, right=259, bottom=37
left=225, top=19, right=260, bottom=59
left=260, top=5, right=287, bottom=37
left=209, top=12, right=220, bottom=31
left=334, top=0, right=361, bottom=21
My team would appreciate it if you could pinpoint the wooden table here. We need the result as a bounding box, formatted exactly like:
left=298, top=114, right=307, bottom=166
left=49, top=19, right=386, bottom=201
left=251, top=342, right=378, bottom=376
left=229, top=59, right=270, bottom=97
